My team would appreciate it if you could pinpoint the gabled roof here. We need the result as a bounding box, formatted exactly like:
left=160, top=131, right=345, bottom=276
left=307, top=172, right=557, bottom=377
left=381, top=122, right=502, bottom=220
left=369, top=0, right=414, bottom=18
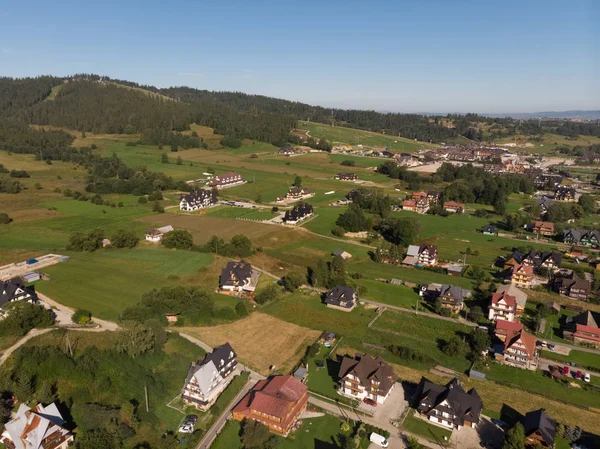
left=512, top=263, right=533, bottom=276
left=219, top=261, right=252, bottom=287
left=491, top=291, right=516, bottom=311
left=232, top=375, right=306, bottom=420
left=0, top=278, right=38, bottom=308
left=555, top=271, right=591, bottom=293
left=495, top=319, right=523, bottom=335
left=406, top=245, right=421, bottom=257
left=4, top=403, right=70, bottom=449
left=443, top=201, right=464, bottom=208
left=521, top=409, right=556, bottom=447
left=482, top=224, right=497, bottom=233
left=417, top=377, right=482, bottom=427
left=338, top=353, right=397, bottom=396
left=201, top=342, right=236, bottom=371
left=495, top=284, right=527, bottom=308
left=503, top=329, right=536, bottom=359
left=324, top=286, right=356, bottom=308
left=573, top=310, right=600, bottom=329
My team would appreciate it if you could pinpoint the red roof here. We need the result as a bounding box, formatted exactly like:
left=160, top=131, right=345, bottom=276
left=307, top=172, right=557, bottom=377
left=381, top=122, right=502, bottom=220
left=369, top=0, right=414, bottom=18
left=495, top=319, right=523, bottom=334
left=411, top=191, right=427, bottom=199
left=233, top=375, right=307, bottom=420
left=491, top=292, right=516, bottom=310
left=403, top=200, right=416, bottom=207
left=504, top=329, right=536, bottom=358
left=444, top=201, right=464, bottom=208
left=512, top=263, right=533, bottom=276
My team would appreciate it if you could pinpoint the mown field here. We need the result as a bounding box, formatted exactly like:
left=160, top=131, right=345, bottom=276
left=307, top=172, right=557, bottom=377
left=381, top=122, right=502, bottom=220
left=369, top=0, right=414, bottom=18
left=297, top=121, right=435, bottom=152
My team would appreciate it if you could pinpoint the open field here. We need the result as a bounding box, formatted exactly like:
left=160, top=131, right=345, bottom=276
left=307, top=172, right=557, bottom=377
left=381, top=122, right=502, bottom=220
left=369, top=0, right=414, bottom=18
left=180, top=312, right=321, bottom=375
left=35, top=249, right=215, bottom=320
left=297, top=121, right=435, bottom=152
left=540, top=349, right=600, bottom=372
left=496, top=133, right=600, bottom=154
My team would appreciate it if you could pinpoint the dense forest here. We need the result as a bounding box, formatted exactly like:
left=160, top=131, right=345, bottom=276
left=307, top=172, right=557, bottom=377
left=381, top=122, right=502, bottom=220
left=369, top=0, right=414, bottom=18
left=1, top=74, right=599, bottom=149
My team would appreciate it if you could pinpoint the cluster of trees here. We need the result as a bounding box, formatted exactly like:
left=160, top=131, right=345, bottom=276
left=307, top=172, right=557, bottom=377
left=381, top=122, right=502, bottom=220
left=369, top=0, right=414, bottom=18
left=370, top=241, right=404, bottom=265
left=199, top=234, right=254, bottom=257
left=0, top=119, right=74, bottom=161
left=0, top=302, right=54, bottom=337
left=9, top=169, right=29, bottom=178
left=309, top=255, right=347, bottom=289
left=335, top=205, right=372, bottom=232
left=161, top=230, right=194, bottom=250
left=67, top=228, right=139, bottom=251
left=439, top=328, right=490, bottom=362
left=119, top=286, right=246, bottom=325
left=376, top=216, right=420, bottom=247
left=0, top=178, right=22, bottom=194
left=0, top=213, right=12, bottom=224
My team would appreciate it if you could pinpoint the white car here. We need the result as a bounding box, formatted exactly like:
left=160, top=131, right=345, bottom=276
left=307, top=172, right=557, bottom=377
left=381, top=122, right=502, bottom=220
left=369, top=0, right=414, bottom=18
left=369, top=433, right=389, bottom=448
left=584, top=372, right=591, bottom=383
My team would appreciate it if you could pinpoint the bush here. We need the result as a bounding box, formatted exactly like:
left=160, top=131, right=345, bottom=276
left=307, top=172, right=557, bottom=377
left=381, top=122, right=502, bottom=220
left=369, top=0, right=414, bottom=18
left=72, top=309, right=92, bottom=325
left=138, top=196, right=148, bottom=204
left=0, top=302, right=54, bottom=337
left=10, top=170, right=30, bottom=178
left=221, top=135, right=242, bottom=148
left=0, top=213, right=12, bottom=224
left=388, top=344, right=434, bottom=366
left=161, top=230, right=193, bottom=250
left=331, top=226, right=345, bottom=237
left=235, top=301, right=249, bottom=317
left=340, top=160, right=356, bottom=167
left=148, top=191, right=163, bottom=201
left=254, top=284, right=280, bottom=305
left=67, top=229, right=105, bottom=252
left=111, top=229, right=140, bottom=248
left=152, top=201, right=165, bottom=213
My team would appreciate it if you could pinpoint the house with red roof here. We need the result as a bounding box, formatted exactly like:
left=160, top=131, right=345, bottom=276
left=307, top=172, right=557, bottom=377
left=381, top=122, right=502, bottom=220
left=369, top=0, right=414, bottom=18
left=493, top=320, right=537, bottom=370
left=443, top=201, right=465, bottom=214
left=488, top=291, right=517, bottom=322
left=232, top=375, right=308, bottom=435
left=402, top=200, right=417, bottom=212
left=566, top=311, right=600, bottom=348
left=509, top=263, right=533, bottom=289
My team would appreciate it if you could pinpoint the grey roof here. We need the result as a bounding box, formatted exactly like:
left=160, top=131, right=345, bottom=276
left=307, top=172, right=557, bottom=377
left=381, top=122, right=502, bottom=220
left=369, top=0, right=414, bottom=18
left=406, top=245, right=420, bottom=257
left=495, top=284, right=527, bottom=308
left=293, top=367, right=307, bottom=379
left=441, top=285, right=466, bottom=304
left=200, top=342, right=236, bottom=371
left=521, top=409, right=556, bottom=447
left=219, top=261, right=252, bottom=287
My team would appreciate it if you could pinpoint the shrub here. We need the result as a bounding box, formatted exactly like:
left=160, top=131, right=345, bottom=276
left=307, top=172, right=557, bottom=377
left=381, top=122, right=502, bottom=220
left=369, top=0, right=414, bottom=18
left=0, top=213, right=12, bottom=224
left=138, top=196, right=148, bottom=204
left=152, top=201, right=165, bottom=213
left=235, top=301, right=249, bottom=317
left=161, top=230, right=194, bottom=250
left=254, top=284, right=280, bottom=304
left=72, top=309, right=92, bottom=325
left=148, top=191, right=163, bottom=201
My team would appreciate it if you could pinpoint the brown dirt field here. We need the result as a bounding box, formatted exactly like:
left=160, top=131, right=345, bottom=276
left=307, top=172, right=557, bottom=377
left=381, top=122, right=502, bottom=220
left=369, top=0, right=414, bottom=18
left=180, top=313, right=320, bottom=375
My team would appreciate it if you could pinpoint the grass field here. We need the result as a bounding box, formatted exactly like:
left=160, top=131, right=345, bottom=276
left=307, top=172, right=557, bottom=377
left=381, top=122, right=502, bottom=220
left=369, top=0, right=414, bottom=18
left=540, top=349, right=600, bottom=372
left=212, top=414, right=364, bottom=449
left=297, top=121, right=434, bottom=152
left=180, top=313, right=321, bottom=375
left=35, top=249, right=215, bottom=320
left=496, top=133, right=600, bottom=154
left=402, top=412, right=452, bottom=443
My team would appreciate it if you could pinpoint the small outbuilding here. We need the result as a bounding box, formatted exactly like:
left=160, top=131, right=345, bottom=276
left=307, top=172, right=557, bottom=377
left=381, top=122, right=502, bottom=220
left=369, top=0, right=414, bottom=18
left=332, top=249, right=352, bottom=260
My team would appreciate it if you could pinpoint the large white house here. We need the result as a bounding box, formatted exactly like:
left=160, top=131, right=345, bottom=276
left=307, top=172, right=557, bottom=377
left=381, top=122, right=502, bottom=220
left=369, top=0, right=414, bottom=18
left=207, top=172, right=245, bottom=190
left=488, top=290, right=517, bottom=322
left=145, top=225, right=174, bottom=243
left=1, top=402, right=74, bottom=449
left=180, top=190, right=216, bottom=211
left=181, top=343, right=237, bottom=410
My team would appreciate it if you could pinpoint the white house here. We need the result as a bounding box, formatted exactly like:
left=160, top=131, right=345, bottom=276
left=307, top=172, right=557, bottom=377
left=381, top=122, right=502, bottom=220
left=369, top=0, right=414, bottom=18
left=1, top=402, right=74, bottom=449
left=180, top=190, right=216, bottom=211
left=338, top=354, right=397, bottom=405
left=181, top=343, right=237, bottom=410
left=145, top=225, right=174, bottom=243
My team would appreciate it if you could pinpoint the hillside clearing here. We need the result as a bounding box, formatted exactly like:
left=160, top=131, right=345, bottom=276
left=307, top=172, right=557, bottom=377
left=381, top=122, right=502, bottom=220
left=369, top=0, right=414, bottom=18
left=180, top=313, right=320, bottom=375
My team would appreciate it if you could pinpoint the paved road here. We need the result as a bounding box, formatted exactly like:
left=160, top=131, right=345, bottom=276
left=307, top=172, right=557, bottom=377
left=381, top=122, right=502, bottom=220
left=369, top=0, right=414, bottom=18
left=0, top=328, right=53, bottom=365
left=194, top=375, right=256, bottom=449
left=538, top=357, right=600, bottom=378
left=544, top=339, right=600, bottom=357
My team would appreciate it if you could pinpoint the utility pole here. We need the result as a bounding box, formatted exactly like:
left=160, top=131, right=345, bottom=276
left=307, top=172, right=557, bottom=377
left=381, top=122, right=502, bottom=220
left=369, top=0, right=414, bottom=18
left=144, top=385, right=149, bottom=412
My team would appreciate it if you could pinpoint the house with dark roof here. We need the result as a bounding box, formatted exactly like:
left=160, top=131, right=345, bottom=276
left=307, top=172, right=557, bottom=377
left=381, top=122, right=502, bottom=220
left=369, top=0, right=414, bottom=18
left=338, top=353, right=398, bottom=404
left=218, top=261, right=260, bottom=295
left=562, top=228, right=600, bottom=248
left=536, top=196, right=554, bottom=216
left=283, top=203, right=313, bottom=224
left=417, top=378, right=482, bottom=430
left=279, top=145, right=303, bottom=156
left=419, top=284, right=471, bottom=314
left=552, top=271, right=591, bottom=300
left=276, top=186, right=311, bottom=202
left=0, top=278, right=39, bottom=313
left=554, top=186, right=576, bottom=202
left=565, top=311, right=600, bottom=348
left=179, top=190, right=216, bottom=211
left=520, top=409, right=556, bottom=448
left=207, top=172, right=245, bottom=189
left=232, top=375, right=308, bottom=435
left=504, top=249, right=562, bottom=274
left=181, top=343, right=237, bottom=410
left=488, top=291, right=517, bottom=322
left=482, top=224, right=498, bottom=236
left=1, top=402, right=73, bottom=449
left=323, top=286, right=357, bottom=311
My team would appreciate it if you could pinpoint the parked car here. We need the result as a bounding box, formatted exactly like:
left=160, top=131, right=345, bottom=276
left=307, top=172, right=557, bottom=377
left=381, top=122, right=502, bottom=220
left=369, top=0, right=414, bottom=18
left=562, top=366, right=570, bottom=375
left=539, top=341, right=548, bottom=348
left=584, top=373, right=591, bottom=383
left=547, top=344, right=555, bottom=351
left=185, top=415, right=198, bottom=424
left=363, top=398, right=377, bottom=407
left=574, top=370, right=582, bottom=380
left=178, top=424, right=193, bottom=433
left=369, top=433, right=389, bottom=448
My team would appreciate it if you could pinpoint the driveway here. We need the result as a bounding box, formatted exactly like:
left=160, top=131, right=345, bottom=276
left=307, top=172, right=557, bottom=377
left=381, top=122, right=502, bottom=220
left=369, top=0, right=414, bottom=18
left=37, top=292, right=119, bottom=331
left=372, top=383, right=408, bottom=423
left=449, top=416, right=503, bottom=449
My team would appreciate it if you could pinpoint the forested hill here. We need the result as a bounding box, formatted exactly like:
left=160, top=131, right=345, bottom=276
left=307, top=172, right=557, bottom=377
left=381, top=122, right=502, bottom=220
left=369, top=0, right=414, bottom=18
left=1, top=74, right=599, bottom=148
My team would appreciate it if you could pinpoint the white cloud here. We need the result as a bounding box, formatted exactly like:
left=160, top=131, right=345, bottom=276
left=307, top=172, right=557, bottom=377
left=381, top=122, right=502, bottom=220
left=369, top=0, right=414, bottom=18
left=178, top=72, right=205, bottom=78
left=232, top=69, right=256, bottom=80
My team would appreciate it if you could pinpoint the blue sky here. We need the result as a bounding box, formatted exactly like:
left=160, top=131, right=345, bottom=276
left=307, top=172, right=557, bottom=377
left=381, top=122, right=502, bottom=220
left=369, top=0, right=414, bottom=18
left=1, top=0, right=598, bottom=113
